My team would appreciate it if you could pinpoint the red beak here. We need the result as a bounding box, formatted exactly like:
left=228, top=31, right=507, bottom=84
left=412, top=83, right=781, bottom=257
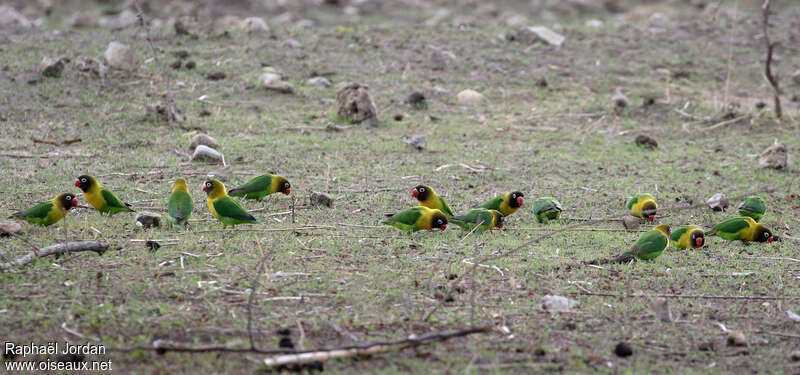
left=411, top=189, right=419, bottom=198
left=517, top=197, right=523, bottom=206
left=768, top=237, right=774, bottom=243
left=202, top=184, right=207, bottom=192
left=695, top=238, right=704, bottom=247
left=71, top=198, right=79, bottom=207
left=497, top=222, right=504, bottom=229
left=440, top=224, right=447, bottom=231
left=284, top=189, right=291, bottom=195
left=75, top=179, right=80, bottom=187
left=648, top=216, right=655, bottom=222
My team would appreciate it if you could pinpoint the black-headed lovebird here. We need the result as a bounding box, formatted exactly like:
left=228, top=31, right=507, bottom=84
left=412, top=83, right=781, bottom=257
left=9, top=193, right=78, bottom=226
left=202, top=179, right=261, bottom=228
left=381, top=206, right=447, bottom=233
left=671, top=225, right=705, bottom=249
left=627, top=193, right=657, bottom=222
left=480, top=191, right=524, bottom=217
left=227, top=173, right=291, bottom=201
left=449, top=208, right=504, bottom=232
left=411, top=185, right=453, bottom=217
left=167, top=178, right=194, bottom=227
left=75, top=175, right=134, bottom=216
left=708, top=217, right=774, bottom=243
left=737, top=196, right=766, bottom=222
left=533, top=197, right=562, bottom=223
left=612, top=224, right=671, bottom=262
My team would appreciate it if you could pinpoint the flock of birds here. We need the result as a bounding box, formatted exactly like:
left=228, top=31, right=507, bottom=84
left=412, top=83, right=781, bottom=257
left=8, top=173, right=777, bottom=263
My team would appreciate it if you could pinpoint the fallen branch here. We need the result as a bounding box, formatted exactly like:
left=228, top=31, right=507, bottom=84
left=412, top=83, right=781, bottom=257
left=0, top=241, right=108, bottom=268
left=579, top=291, right=800, bottom=300
left=761, top=0, right=782, bottom=118
left=697, top=115, right=750, bottom=132
left=262, top=326, right=490, bottom=367
left=31, top=137, right=82, bottom=146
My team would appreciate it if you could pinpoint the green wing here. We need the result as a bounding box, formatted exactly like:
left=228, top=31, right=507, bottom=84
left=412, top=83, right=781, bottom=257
left=19, top=201, right=54, bottom=220
left=450, top=209, right=492, bottom=231
left=712, top=218, right=750, bottom=235
left=383, top=207, right=423, bottom=226
left=168, top=190, right=194, bottom=225
left=670, top=226, right=689, bottom=243
left=228, top=175, right=271, bottom=196
left=101, top=189, right=132, bottom=210
left=213, top=197, right=258, bottom=221
left=626, top=196, right=637, bottom=210
left=629, top=230, right=667, bottom=257
left=438, top=197, right=454, bottom=217
left=480, top=196, right=503, bottom=211
left=533, top=197, right=561, bottom=215
left=737, top=197, right=765, bottom=213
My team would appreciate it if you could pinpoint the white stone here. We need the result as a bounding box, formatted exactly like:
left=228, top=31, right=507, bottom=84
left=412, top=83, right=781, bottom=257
left=522, top=26, right=565, bottom=47
left=456, top=89, right=484, bottom=105
left=585, top=19, right=604, bottom=28
left=260, top=73, right=294, bottom=93
left=192, top=145, right=223, bottom=162
left=308, top=76, right=331, bottom=88
left=104, top=41, right=136, bottom=71
left=240, top=17, right=268, bottom=33
left=539, top=295, right=578, bottom=312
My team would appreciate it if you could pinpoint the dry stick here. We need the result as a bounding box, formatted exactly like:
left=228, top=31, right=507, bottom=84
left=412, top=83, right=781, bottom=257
left=578, top=291, right=800, bottom=301
left=134, top=1, right=180, bottom=127
left=0, top=241, right=108, bottom=268
left=247, top=248, right=275, bottom=351
left=698, top=115, right=750, bottom=132
left=761, top=0, right=782, bottom=118
left=261, top=326, right=490, bottom=367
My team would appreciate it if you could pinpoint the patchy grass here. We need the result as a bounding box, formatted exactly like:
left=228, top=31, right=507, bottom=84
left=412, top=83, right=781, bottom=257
left=1, top=1, right=800, bottom=373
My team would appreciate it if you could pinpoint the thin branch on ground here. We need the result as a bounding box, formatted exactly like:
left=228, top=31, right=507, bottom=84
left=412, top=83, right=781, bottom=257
left=0, top=241, right=109, bottom=268
left=761, top=0, right=782, bottom=118
left=247, top=248, right=275, bottom=352
left=579, top=291, right=800, bottom=300
left=261, top=326, right=491, bottom=367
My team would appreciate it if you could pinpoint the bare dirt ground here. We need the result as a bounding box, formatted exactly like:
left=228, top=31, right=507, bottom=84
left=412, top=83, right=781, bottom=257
left=1, top=0, right=800, bottom=373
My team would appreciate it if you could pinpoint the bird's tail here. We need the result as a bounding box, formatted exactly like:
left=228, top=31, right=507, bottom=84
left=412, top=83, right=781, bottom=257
left=8, top=211, right=24, bottom=219
left=584, top=253, right=635, bottom=265
left=228, top=189, right=244, bottom=196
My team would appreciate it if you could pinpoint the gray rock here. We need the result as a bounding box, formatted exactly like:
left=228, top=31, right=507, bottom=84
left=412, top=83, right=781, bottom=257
left=612, top=88, right=629, bottom=108
left=308, top=76, right=331, bottom=88
left=104, top=41, right=136, bottom=71
left=192, top=145, right=223, bottom=163
left=135, top=211, right=162, bottom=228
left=622, top=216, right=641, bottom=230
left=75, top=56, right=107, bottom=78
left=405, top=135, right=427, bottom=150
left=310, top=192, right=333, bottom=208
left=189, top=133, right=219, bottom=152
left=0, top=6, right=33, bottom=28
left=260, top=73, right=294, bottom=93
left=707, top=193, right=729, bottom=211
left=282, top=39, right=301, bottom=48
left=457, top=89, right=484, bottom=105
left=0, top=221, right=22, bottom=236
left=325, top=122, right=347, bottom=132
left=585, top=19, right=604, bottom=28
left=760, top=140, right=788, bottom=170
left=40, top=57, right=68, bottom=78
left=651, top=298, right=673, bottom=323
left=539, top=295, right=578, bottom=312
left=98, top=9, right=137, bottom=29
left=727, top=331, right=747, bottom=347
left=516, top=26, right=565, bottom=46
left=66, top=11, right=98, bottom=28
left=337, top=82, right=378, bottom=126
left=240, top=17, right=269, bottom=33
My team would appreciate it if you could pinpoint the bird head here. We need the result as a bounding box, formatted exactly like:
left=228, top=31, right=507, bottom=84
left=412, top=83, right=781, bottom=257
left=412, top=185, right=431, bottom=201
left=495, top=212, right=505, bottom=229
left=757, top=227, right=774, bottom=243
left=509, top=191, right=524, bottom=208
left=690, top=230, right=705, bottom=248
left=58, top=193, right=79, bottom=210
left=172, top=178, right=189, bottom=193
left=279, top=178, right=291, bottom=195
left=202, top=179, right=226, bottom=197
left=431, top=211, right=448, bottom=231
left=75, top=175, right=95, bottom=192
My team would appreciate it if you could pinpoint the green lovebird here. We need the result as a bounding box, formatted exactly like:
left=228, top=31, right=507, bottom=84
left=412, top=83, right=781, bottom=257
left=670, top=225, right=705, bottom=249
left=9, top=193, right=79, bottom=226
left=203, top=179, right=261, bottom=228
left=480, top=191, right=524, bottom=217
left=227, top=173, right=291, bottom=201
left=411, top=185, right=454, bottom=217
left=533, top=197, right=562, bottom=223
left=708, top=217, right=774, bottom=243
left=75, top=175, right=134, bottom=216
left=381, top=206, right=448, bottom=234
left=167, top=178, right=194, bottom=227
left=627, top=193, right=657, bottom=222
left=449, top=208, right=504, bottom=232
left=612, top=224, right=671, bottom=262
left=737, top=196, right=766, bottom=222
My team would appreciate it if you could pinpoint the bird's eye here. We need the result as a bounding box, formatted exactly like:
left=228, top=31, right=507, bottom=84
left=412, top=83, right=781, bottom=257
left=765, top=232, right=770, bottom=238
left=81, top=178, right=87, bottom=183
left=285, top=182, right=290, bottom=188
left=206, top=182, right=212, bottom=187
left=419, top=187, right=425, bottom=192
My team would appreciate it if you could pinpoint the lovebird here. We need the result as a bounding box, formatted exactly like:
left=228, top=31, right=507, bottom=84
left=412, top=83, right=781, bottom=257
left=381, top=206, right=447, bottom=233
left=627, top=193, right=657, bottom=222
left=533, top=197, right=562, bottom=223
left=227, top=173, right=291, bottom=201
left=708, top=217, right=774, bottom=243
left=671, top=225, right=705, bottom=249
left=75, top=175, right=134, bottom=216
left=203, top=179, right=261, bottom=228
left=480, top=191, right=524, bottom=217
left=167, top=178, right=194, bottom=227
left=9, top=193, right=78, bottom=226
left=737, top=196, right=766, bottom=222
left=612, top=224, right=671, bottom=262
left=411, top=185, right=453, bottom=217
left=449, top=208, right=504, bottom=232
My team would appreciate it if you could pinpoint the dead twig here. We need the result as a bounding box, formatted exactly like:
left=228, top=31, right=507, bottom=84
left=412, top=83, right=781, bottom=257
left=579, top=291, right=800, bottom=300
left=262, top=326, right=490, bottom=367
left=761, top=0, right=782, bottom=118
left=0, top=241, right=108, bottom=268
left=697, top=115, right=750, bottom=132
